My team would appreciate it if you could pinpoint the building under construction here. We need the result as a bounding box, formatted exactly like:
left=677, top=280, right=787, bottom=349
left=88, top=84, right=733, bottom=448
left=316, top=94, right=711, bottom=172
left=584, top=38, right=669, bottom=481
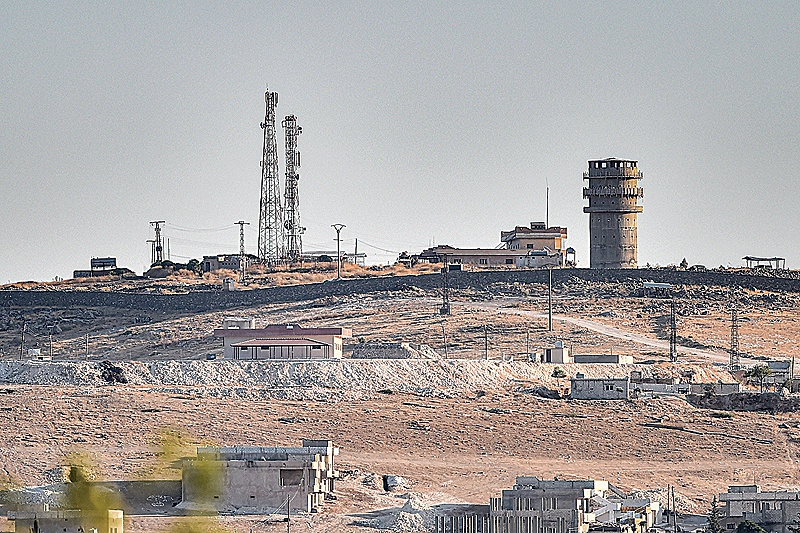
left=583, top=158, right=644, bottom=269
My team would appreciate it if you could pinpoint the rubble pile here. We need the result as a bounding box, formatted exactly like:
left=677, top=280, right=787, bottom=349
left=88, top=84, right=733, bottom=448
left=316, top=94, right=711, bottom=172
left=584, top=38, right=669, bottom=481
left=0, top=360, right=733, bottom=400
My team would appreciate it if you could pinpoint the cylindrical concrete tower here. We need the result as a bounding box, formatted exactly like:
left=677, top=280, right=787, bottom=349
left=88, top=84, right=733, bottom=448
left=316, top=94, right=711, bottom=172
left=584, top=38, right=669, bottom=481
left=583, top=158, right=643, bottom=269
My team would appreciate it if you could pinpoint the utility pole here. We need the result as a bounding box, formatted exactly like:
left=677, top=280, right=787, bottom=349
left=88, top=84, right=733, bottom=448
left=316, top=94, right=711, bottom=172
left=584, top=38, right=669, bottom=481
left=526, top=329, right=530, bottom=359
left=235, top=220, right=250, bottom=283
left=19, top=320, right=26, bottom=360
left=484, top=324, right=489, bottom=360
left=286, top=493, right=290, bottom=533
left=546, top=179, right=550, bottom=228
left=548, top=267, right=553, bottom=331
left=331, top=224, right=345, bottom=279
left=669, top=297, right=677, bottom=362
left=441, top=321, right=448, bottom=359
left=440, top=254, right=450, bottom=315
left=729, top=286, right=740, bottom=370
left=149, top=221, right=165, bottom=264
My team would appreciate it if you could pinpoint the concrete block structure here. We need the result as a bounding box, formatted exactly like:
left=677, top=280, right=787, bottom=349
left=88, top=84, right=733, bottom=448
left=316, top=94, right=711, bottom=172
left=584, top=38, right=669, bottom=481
left=9, top=509, right=124, bottom=533
left=542, top=342, right=572, bottom=364
left=434, top=476, right=659, bottom=533
left=572, top=354, right=634, bottom=365
left=179, top=440, right=338, bottom=515
left=213, top=320, right=351, bottom=360
left=501, top=223, right=569, bottom=266
left=583, top=158, right=643, bottom=269
left=570, top=377, right=631, bottom=400
left=719, top=485, right=800, bottom=533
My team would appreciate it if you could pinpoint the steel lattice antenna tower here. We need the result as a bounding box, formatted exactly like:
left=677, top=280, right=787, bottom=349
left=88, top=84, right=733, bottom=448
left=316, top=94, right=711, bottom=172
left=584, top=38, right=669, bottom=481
left=282, top=114, right=304, bottom=262
left=149, top=221, right=165, bottom=265
left=258, top=90, right=283, bottom=265
left=669, top=297, right=678, bottom=362
left=729, top=286, right=740, bottom=369
left=235, top=220, right=250, bottom=282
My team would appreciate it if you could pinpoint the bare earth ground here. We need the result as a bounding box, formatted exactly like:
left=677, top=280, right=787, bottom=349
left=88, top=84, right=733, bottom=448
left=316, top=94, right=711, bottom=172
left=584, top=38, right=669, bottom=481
left=3, top=280, right=800, bottom=363
left=2, top=387, right=800, bottom=533
left=2, top=278, right=800, bottom=531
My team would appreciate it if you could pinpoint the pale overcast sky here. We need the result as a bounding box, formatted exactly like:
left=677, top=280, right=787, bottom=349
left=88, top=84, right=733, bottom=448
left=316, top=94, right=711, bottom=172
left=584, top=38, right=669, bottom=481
left=2, top=1, right=799, bottom=282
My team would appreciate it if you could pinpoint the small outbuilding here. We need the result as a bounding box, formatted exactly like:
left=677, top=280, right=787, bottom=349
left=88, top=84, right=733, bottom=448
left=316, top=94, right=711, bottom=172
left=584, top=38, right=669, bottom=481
left=570, top=377, right=630, bottom=400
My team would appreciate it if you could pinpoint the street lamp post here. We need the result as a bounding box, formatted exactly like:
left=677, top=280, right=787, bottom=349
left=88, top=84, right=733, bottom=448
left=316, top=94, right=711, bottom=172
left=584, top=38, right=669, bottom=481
left=331, top=224, right=346, bottom=279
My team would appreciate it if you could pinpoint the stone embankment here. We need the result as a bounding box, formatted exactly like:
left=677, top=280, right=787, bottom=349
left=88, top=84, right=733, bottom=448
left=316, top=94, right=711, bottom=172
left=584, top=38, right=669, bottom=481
left=0, top=360, right=732, bottom=400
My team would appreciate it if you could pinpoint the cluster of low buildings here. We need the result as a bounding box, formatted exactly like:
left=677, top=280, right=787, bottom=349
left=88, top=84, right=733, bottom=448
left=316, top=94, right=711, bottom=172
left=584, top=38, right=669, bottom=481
left=6, top=439, right=338, bottom=532
left=436, top=476, right=661, bottom=533
left=8, top=440, right=800, bottom=533
left=400, top=222, right=575, bottom=269
left=437, top=480, right=800, bottom=533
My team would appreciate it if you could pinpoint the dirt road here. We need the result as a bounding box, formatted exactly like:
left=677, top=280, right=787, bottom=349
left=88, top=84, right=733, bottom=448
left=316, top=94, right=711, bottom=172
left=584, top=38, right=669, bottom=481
left=461, top=299, right=752, bottom=365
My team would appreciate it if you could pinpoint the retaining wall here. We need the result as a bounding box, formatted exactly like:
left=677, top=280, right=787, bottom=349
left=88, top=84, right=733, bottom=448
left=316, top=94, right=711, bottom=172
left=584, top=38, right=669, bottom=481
left=2, top=269, right=800, bottom=312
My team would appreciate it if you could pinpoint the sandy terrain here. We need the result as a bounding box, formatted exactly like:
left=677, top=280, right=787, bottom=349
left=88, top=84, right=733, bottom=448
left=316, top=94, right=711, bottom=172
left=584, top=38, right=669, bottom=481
left=2, top=385, right=800, bottom=533
left=2, top=277, right=800, bottom=532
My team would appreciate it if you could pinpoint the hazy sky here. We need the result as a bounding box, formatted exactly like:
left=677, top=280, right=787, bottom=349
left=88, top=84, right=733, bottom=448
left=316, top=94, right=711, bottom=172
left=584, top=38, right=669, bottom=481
left=3, top=1, right=800, bottom=282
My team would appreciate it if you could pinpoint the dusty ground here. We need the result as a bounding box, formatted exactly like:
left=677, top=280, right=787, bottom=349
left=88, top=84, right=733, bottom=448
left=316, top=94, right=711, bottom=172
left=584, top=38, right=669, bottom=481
left=3, top=280, right=800, bottom=364
left=2, top=386, right=800, bottom=533
left=3, top=277, right=800, bottom=532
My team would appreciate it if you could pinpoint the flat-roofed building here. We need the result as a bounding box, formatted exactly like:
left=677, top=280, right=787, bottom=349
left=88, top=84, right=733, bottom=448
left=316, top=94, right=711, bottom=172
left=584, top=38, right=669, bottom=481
left=213, top=321, right=351, bottom=359
left=719, top=485, right=800, bottom=533
left=230, top=338, right=334, bottom=360
left=571, top=377, right=631, bottom=400
left=501, top=222, right=568, bottom=264
left=179, top=440, right=338, bottom=515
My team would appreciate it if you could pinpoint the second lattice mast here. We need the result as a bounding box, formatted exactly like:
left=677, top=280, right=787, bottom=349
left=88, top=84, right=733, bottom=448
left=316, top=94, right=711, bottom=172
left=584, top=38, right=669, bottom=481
left=282, top=114, right=304, bottom=262
left=258, top=90, right=284, bottom=265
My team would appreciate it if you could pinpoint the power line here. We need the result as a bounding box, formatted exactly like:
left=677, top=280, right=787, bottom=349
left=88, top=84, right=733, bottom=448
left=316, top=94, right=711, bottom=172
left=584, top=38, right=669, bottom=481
left=165, top=223, right=234, bottom=233
left=356, top=240, right=401, bottom=254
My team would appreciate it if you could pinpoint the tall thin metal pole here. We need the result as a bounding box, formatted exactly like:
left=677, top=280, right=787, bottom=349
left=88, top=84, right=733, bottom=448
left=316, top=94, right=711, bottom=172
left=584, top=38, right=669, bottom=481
left=85, top=333, right=89, bottom=359
left=286, top=493, right=290, bottom=533
left=546, top=183, right=549, bottom=228
left=149, top=221, right=165, bottom=264
left=526, top=329, right=530, bottom=358
left=729, top=286, right=740, bottom=369
left=19, top=321, right=25, bottom=360
left=442, top=322, right=448, bottom=359
left=670, top=297, right=677, bottom=362
left=484, top=324, right=489, bottom=360
left=236, top=220, right=250, bottom=282
left=440, top=254, right=450, bottom=315
left=548, top=268, right=553, bottom=331
left=331, top=224, right=345, bottom=279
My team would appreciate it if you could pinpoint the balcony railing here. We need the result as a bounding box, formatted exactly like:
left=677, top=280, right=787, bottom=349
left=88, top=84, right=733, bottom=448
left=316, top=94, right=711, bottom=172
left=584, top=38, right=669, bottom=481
left=583, top=171, right=643, bottom=179
left=583, top=186, right=644, bottom=198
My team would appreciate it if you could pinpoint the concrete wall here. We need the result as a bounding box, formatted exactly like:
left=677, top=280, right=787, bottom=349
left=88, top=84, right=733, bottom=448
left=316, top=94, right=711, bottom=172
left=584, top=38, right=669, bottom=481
left=5, top=269, right=800, bottom=313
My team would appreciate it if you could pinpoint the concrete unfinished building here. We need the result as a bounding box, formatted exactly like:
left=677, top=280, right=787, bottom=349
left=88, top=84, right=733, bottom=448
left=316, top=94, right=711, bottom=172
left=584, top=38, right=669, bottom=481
left=583, top=158, right=644, bottom=269
left=435, top=476, right=660, bottom=533
left=719, top=485, right=800, bottom=533
left=179, top=440, right=338, bottom=514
